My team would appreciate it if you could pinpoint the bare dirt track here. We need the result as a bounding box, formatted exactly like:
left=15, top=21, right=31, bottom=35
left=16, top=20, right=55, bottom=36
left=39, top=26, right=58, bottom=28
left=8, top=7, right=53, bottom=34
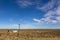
left=0, top=29, right=60, bottom=40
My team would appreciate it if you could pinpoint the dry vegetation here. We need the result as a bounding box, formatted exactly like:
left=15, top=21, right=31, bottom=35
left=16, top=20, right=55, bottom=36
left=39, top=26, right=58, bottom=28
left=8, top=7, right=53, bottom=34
left=0, top=29, right=60, bottom=40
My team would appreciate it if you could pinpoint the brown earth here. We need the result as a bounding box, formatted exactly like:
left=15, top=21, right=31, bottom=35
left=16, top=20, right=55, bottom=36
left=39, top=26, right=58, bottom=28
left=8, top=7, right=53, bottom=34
left=0, top=29, right=60, bottom=40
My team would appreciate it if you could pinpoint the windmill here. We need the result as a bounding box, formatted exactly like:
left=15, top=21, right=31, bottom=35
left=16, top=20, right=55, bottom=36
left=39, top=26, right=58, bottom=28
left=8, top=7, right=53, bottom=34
left=13, top=24, right=20, bottom=33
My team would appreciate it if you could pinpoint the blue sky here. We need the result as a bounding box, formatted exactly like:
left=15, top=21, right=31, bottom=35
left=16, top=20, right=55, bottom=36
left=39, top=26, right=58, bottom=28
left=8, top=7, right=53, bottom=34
left=0, top=0, right=60, bottom=29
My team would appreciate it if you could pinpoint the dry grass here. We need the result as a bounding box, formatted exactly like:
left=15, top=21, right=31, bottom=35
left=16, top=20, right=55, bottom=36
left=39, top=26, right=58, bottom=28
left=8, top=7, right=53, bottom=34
left=0, top=29, right=60, bottom=40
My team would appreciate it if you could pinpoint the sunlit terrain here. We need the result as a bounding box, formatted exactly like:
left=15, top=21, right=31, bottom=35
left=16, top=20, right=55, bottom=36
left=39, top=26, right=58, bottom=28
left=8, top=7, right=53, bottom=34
left=0, top=29, right=60, bottom=40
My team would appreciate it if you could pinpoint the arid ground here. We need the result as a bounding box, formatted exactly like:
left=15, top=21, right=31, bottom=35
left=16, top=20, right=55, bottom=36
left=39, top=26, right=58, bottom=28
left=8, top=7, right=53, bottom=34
left=0, top=29, right=60, bottom=40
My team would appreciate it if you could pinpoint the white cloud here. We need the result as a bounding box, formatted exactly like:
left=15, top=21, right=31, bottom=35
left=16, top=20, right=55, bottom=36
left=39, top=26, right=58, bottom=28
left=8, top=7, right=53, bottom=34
left=16, top=0, right=35, bottom=8
left=16, top=0, right=60, bottom=24
left=37, top=0, right=56, bottom=12
left=56, top=6, right=60, bottom=15
left=33, top=6, right=60, bottom=24
left=56, top=16, right=60, bottom=21
left=33, top=18, right=41, bottom=23
left=16, top=0, right=60, bottom=10
left=37, top=0, right=60, bottom=12
left=33, top=0, right=60, bottom=24
left=16, top=0, right=42, bottom=8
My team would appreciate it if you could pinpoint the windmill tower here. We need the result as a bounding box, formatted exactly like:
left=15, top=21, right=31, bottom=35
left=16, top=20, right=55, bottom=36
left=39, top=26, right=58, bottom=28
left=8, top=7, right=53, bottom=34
left=18, top=24, right=20, bottom=39
left=18, top=24, right=20, bottom=34
left=18, top=24, right=20, bottom=30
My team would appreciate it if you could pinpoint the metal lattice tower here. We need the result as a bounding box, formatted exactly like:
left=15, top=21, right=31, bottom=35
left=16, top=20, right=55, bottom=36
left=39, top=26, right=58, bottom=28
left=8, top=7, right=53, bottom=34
left=19, top=24, right=20, bottom=30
